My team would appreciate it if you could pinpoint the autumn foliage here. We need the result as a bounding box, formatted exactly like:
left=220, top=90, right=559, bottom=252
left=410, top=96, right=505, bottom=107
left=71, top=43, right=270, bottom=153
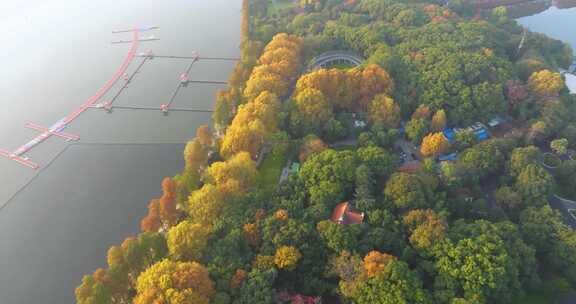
left=166, top=221, right=211, bottom=261
left=230, top=269, right=248, bottom=289
left=140, top=177, right=179, bottom=233
left=412, top=104, right=432, bottom=120
left=420, top=132, right=451, bottom=157
left=363, top=251, right=397, bottom=278
left=134, top=260, right=215, bottom=304
left=299, top=135, right=328, bottom=162
left=528, top=69, right=564, bottom=96
left=430, top=110, right=447, bottom=132
left=295, top=64, right=394, bottom=111
left=244, top=33, right=303, bottom=99
left=274, top=246, right=302, bottom=271
left=243, top=223, right=261, bottom=247
left=402, top=209, right=447, bottom=250
left=140, top=199, right=161, bottom=233
left=188, top=184, right=225, bottom=225
left=205, top=152, right=257, bottom=196
left=275, top=209, right=289, bottom=221
left=368, top=94, right=401, bottom=128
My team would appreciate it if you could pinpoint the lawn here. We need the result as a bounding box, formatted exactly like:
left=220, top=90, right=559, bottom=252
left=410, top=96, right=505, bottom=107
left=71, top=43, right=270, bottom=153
left=256, top=151, right=288, bottom=193
left=511, top=276, right=573, bottom=304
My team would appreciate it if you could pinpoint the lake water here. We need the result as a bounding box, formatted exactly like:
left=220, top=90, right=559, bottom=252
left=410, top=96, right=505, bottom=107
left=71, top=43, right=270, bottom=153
left=0, top=0, right=240, bottom=303
left=517, top=6, right=576, bottom=92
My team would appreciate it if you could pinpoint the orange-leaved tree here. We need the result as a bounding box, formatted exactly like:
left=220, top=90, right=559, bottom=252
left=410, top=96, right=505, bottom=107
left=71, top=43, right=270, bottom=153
left=420, top=132, right=450, bottom=157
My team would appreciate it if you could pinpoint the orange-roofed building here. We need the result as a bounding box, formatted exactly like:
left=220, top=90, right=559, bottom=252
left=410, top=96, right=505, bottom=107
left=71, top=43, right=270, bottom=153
left=399, top=161, right=422, bottom=173
left=331, top=202, right=365, bottom=225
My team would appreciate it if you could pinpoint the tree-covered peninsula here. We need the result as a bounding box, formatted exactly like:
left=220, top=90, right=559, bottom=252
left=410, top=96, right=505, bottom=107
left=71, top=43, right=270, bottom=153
left=76, top=0, right=576, bottom=303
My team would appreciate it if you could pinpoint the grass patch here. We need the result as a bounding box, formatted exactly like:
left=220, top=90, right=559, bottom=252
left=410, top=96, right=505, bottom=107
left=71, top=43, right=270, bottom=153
left=326, top=63, right=356, bottom=70
left=511, top=275, right=573, bottom=304
left=256, top=151, right=288, bottom=193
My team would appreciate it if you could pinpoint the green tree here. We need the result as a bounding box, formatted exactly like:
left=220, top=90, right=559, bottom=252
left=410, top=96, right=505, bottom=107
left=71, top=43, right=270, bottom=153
left=551, top=138, right=569, bottom=155
left=520, top=206, right=576, bottom=283
left=384, top=173, right=430, bottom=210
left=299, top=149, right=358, bottom=195
left=406, top=118, right=429, bottom=145
left=509, top=146, right=541, bottom=177
left=316, top=220, right=363, bottom=252
left=75, top=274, right=111, bottom=304
left=353, top=260, right=430, bottom=304
left=457, top=141, right=504, bottom=180
left=494, top=186, right=522, bottom=214
left=357, top=146, right=397, bottom=178
left=454, top=130, right=476, bottom=150
left=514, top=164, right=554, bottom=207
left=236, top=269, right=277, bottom=304
left=435, top=234, right=517, bottom=303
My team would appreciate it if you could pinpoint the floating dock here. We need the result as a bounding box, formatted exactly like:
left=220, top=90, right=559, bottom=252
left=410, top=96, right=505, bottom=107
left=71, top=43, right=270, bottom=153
left=135, top=54, right=239, bottom=61
left=112, top=26, right=159, bottom=34
left=0, top=29, right=143, bottom=169
left=1, top=26, right=230, bottom=169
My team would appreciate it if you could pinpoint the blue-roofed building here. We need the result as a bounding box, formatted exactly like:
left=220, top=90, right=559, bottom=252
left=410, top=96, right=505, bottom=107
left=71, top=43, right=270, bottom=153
left=569, top=62, right=576, bottom=74
left=442, top=128, right=456, bottom=143
left=474, top=128, right=490, bottom=141
left=438, top=152, right=458, bottom=162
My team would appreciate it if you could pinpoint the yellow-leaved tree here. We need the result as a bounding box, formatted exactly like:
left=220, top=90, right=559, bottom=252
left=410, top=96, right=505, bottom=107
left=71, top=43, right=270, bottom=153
left=251, top=91, right=281, bottom=131
left=205, top=152, right=257, bottom=195
left=274, top=246, right=302, bottom=271
left=134, top=259, right=215, bottom=304
left=368, top=94, right=401, bottom=128
left=166, top=221, right=211, bottom=261
left=294, top=88, right=333, bottom=126
left=188, top=184, right=225, bottom=225
left=220, top=117, right=266, bottom=159
left=528, top=69, right=564, bottom=96
left=244, top=71, right=288, bottom=100
left=420, top=132, right=450, bottom=157
left=430, top=109, right=447, bottom=132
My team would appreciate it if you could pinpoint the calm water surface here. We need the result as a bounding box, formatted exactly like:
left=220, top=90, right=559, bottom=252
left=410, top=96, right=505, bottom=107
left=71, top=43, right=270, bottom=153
left=0, top=0, right=240, bottom=303
left=517, top=7, right=576, bottom=98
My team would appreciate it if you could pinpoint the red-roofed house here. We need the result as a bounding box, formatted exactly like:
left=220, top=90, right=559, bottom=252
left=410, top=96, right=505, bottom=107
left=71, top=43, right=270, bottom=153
left=399, top=161, right=422, bottom=173
left=331, top=202, right=365, bottom=225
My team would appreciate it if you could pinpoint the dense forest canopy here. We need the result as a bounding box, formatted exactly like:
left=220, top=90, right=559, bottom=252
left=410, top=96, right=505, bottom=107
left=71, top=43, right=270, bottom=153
left=76, top=0, right=576, bottom=303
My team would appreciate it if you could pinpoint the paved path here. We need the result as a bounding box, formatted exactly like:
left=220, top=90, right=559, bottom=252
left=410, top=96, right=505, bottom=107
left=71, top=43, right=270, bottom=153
left=549, top=194, right=576, bottom=229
